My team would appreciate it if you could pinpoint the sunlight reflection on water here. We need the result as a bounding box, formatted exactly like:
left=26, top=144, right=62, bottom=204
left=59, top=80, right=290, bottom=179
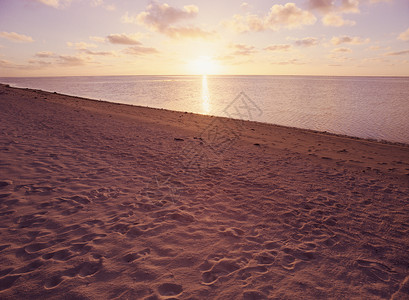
left=201, top=75, right=210, bottom=114
left=1, top=75, right=408, bottom=144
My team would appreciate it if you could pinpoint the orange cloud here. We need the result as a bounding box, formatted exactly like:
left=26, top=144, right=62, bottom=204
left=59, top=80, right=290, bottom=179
left=106, top=34, right=141, bottom=45
left=398, top=28, right=409, bottom=41
left=331, top=47, right=352, bottom=53
left=162, top=27, right=214, bottom=39
left=0, top=31, right=34, bottom=43
left=123, top=46, right=159, bottom=56
left=331, top=35, right=369, bottom=45
left=264, top=44, right=292, bottom=52
left=230, top=44, right=257, bottom=56
left=80, top=49, right=114, bottom=56
left=35, top=51, right=55, bottom=58
left=225, top=3, right=316, bottom=33
left=322, top=13, right=356, bottom=27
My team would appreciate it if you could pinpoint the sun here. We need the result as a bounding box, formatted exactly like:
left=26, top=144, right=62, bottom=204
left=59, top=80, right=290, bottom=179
left=188, top=56, right=220, bottom=75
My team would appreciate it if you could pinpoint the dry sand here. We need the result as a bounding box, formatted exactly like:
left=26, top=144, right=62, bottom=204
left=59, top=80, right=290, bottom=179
left=0, top=83, right=409, bottom=299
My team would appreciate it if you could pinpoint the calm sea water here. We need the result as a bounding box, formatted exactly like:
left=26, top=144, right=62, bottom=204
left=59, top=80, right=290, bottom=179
left=1, top=75, right=408, bottom=144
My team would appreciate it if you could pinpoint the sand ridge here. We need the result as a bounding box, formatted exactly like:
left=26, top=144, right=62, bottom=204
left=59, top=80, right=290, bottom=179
left=0, top=84, right=409, bottom=299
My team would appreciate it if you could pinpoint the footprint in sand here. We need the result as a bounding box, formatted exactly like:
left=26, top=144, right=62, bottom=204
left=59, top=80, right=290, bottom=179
left=201, top=259, right=240, bottom=284
left=61, top=259, right=103, bottom=278
left=243, top=290, right=268, bottom=300
left=13, top=260, right=43, bottom=274
left=122, top=248, right=150, bottom=263
left=0, top=180, right=12, bottom=188
left=356, top=259, right=393, bottom=282
left=70, top=243, right=92, bottom=255
left=157, top=283, right=183, bottom=297
left=44, top=275, right=63, bottom=289
left=0, top=275, right=21, bottom=291
left=42, top=249, right=73, bottom=261
left=16, top=214, right=47, bottom=228
left=237, top=266, right=268, bottom=281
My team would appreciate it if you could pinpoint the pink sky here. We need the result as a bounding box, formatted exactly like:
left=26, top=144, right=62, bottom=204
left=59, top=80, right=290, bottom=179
left=0, top=0, right=408, bottom=76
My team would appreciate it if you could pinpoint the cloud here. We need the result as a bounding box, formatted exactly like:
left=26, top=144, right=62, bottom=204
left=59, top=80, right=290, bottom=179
left=230, top=44, right=257, bottom=56
left=125, top=2, right=213, bottom=39
left=264, top=44, right=292, bottom=52
left=331, top=47, right=352, bottom=53
left=272, top=58, right=305, bottom=65
left=225, top=3, right=316, bottom=33
left=240, top=2, right=252, bottom=11
left=385, top=50, right=409, bottom=56
left=307, top=0, right=359, bottom=14
left=123, top=46, right=159, bottom=56
left=80, top=49, right=114, bottom=56
left=0, top=31, right=34, bottom=43
left=162, top=27, right=214, bottom=39
left=106, top=34, right=141, bottom=45
left=89, top=36, right=106, bottom=43
left=67, top=42, right=97, bottom=50
left=294, top=37, right=319, bottom=47
left=28, top=59, right=52, bottom=67
left=57, top=55, right=88, bottom=66
left=322, top=13, right=356, bottom=27
left=91, top=0, right=115, bottom=11
left=398, top=28, right=409, bottom=41
left=34, top=0, right=72, bottom=9
left=331, top=35, right=370, bottom=45
left=135, top=2, right=198, bottom=30
left=35, top=51, right=55, bottom=58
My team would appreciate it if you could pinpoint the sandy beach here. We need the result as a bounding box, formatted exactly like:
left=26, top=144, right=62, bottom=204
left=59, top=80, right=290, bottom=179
left=1, top=83, right=409, bottom=299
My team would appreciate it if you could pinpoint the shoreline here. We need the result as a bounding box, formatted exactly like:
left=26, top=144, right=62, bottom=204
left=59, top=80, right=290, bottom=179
left=1, top=83, right=409, bottom=299
left=2, top=83, right=408, bottom=149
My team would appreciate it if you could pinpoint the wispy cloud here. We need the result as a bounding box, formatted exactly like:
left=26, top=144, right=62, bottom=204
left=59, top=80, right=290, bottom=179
left=331, top=35, right=369, bottom=45
left=161, top=27, right=214, bottom=39
left=67, top=42, right=97, bottom=50
left=57, top=55, right=89, bottom=66
left=123, top=2, right=213, bottom=39
left=106, top=34, right=141, bottom=45
left=331, top=47, right=352, bottom=53
left=398, top=28, right=409, bottom=41
left=272, top=58, right=305, bottom=65
left=294, top=37, right=319, bottom=47
left=264, top=44, right=292, bottom=52
left=89, top=36, right=106, bottom=43
left=35, top=51, right=55, bottom=58
left=240, top=2, right=252, bottom=11
left=34, top=0, right=72, bottom=9
left=91, top=0, right=115, bottom=11
left=225, top=3, right=316, bottom=33
left=322, top=13, right=356, bottom=27
left=123, top=46, right=159, bottom=56
left=385, top=50, right=409, bottom=56
left=80, top=49, right=115, bottom=56
left=0, top=31, right=34, bottom=43
left=230, top=43, right=257, bottom=56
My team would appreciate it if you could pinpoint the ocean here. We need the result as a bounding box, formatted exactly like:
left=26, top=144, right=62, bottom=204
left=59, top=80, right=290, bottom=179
left=1, top=75, right=408, bottom=144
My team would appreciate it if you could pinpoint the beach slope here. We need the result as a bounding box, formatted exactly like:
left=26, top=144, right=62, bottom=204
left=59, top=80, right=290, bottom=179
left=1, top=84, right=409, bottom=299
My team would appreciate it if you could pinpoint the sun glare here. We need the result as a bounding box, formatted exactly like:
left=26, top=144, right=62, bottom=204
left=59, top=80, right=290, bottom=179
left=189, top=56, right=220, bottom=75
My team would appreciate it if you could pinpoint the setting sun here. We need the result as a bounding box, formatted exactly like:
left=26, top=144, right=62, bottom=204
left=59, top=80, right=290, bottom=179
left=188, top=56, right=220, bottom=75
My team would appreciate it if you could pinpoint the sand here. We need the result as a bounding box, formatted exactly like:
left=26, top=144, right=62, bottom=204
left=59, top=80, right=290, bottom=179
left=0, top=83, right=409, bottom=299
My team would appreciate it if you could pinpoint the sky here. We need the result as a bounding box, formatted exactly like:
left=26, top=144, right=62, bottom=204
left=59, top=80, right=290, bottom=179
left=0, top=0, right=408, bottom=76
